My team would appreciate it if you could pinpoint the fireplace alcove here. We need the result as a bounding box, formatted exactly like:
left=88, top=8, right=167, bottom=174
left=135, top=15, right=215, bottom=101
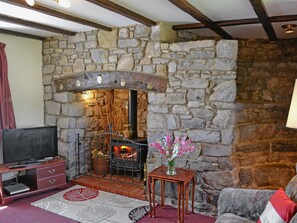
left=54, top=71, right=168, bottom=188
left=76, top=131, right=148, bottom=184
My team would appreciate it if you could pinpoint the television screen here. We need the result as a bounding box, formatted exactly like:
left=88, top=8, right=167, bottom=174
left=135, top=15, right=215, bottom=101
left=2, top=126, right=58, bottom=164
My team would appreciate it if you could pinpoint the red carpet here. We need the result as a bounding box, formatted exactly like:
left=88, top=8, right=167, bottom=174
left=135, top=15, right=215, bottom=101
left=0, top=187, right=216, bottom=223
left=138, top=205, right=216, bottom=223
left=0, top=188, right=78, bottom=223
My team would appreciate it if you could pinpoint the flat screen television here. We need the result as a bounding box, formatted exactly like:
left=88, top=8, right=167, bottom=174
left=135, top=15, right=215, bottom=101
left=2, top=126, right=58, bottom=164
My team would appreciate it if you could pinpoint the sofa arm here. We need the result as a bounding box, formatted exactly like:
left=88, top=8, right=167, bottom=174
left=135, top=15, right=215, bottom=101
left=217, top=188, right=275, bottom=221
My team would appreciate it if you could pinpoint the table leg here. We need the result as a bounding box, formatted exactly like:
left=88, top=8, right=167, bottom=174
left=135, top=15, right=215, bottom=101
left=177, top=182, right=181, bottom=223
left=185, top=182, right=189, bottom=214
left=148, top=176, right=152, bottom=217
left=161, top=180, right=165, bottom=208
left=182, top=182, right=185, bottom=223
left=192, top=176, right=195, bottom=213
left=152, top=179, right=156, bottom=217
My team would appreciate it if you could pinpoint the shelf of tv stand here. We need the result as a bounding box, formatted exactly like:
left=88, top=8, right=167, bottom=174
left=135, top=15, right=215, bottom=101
left=0, top=158, right=67, bottom=205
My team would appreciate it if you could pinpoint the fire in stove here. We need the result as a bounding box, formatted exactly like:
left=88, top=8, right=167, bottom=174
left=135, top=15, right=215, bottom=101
left=113, top=145, right=137, bottom=160
left=110, top=138, right=147, bottom=179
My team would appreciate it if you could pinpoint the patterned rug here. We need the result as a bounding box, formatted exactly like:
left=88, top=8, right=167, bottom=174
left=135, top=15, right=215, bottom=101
left=31, top=185, right=149, bottom=223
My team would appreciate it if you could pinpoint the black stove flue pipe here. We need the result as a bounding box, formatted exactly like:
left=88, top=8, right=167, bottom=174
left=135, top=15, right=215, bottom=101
left=129, top=90, right=137, bottom=139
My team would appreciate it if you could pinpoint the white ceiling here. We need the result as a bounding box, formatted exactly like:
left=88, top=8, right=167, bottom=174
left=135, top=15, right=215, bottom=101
left=0, top=0, right=297, bottom=40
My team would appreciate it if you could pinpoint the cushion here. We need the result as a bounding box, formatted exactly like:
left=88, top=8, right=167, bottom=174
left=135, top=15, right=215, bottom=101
left=257, top=188, right=297, bottom=223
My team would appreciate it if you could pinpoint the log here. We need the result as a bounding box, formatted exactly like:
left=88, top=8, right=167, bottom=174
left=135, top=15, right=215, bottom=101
left=54, top=71, right=168, bottom=93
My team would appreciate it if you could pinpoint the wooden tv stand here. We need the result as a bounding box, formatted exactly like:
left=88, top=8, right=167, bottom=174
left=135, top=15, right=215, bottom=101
left=0, top=158, right=67, bottom=205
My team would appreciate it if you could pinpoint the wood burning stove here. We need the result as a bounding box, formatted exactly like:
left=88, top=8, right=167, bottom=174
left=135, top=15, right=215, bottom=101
left=110, top=137, right=147, bottom=179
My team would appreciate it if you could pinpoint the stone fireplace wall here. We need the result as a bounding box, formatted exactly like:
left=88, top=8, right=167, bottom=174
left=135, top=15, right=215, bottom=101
left=42, top=30, right=297, bottom=216
left=42, top=25, right=237, bottom=215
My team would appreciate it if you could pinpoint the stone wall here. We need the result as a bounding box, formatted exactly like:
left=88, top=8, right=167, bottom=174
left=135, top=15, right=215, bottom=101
left=235, top=39, right=297, bottom=189
left=42, top=25, right=238, bottom=216
left=146, top=40, right=238, bottom=215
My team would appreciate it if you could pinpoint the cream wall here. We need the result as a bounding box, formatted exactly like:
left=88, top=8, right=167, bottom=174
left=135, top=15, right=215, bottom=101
left=0, top=34, right=44, bottom=128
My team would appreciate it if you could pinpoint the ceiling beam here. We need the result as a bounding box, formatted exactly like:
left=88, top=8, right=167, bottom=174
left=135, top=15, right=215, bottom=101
left=249, top=0, right=277, bottom=41
left=0, top=28, right=45, bottom=40
left=86, top=0, right=156, bottom=27
left=173, top=18, right=260, bottom=30
left=269, top=14, right=297, bottom=23
left=0, top=14, right=76, bottom=36
left=1, top=0, right=112, bottom=31
left=168, top=0, right=232, bottom=39
left=173, top=14, right=297, bottom=30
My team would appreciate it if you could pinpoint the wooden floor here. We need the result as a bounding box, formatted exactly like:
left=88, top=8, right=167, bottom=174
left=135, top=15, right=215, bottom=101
left=71, top=175, right=147, bottom=201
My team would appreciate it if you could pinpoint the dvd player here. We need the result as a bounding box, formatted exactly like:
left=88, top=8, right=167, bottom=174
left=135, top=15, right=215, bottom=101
left=4, top=183, right=30, bottom=195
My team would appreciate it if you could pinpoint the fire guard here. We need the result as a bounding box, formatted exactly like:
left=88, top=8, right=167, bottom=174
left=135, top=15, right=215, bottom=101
left=75, top=131, right=148, bottom=186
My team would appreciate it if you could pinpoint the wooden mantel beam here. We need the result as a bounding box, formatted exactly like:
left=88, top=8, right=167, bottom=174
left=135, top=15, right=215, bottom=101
left=54, top=71, right=168, bottom=93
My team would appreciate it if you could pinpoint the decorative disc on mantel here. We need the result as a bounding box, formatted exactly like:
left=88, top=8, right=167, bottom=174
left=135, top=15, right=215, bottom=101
left=121, top=79, right=126, bottom=86
left=147, top=82, right=153, bottom=90
left=97, top=75, right=103, bottom=84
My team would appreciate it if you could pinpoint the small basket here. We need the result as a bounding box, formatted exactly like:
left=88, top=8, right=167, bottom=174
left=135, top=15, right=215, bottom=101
left=92, top=157, right=110, bottom=175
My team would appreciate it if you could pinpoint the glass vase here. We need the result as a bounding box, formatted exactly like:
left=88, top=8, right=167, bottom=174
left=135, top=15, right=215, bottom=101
left=167, top=159, right=176, bottom=175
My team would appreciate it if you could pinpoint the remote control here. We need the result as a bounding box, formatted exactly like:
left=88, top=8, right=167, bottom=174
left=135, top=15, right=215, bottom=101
left=8, top=165, right=26, bottom=169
